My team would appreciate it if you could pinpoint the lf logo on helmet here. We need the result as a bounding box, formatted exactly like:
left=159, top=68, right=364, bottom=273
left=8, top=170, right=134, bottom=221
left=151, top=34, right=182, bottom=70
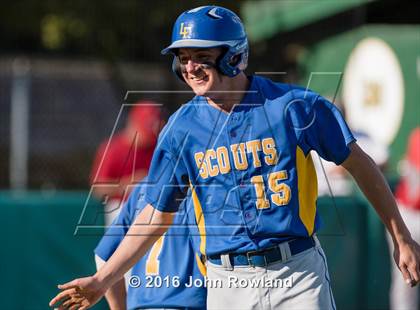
left=179, top=23, right=193, bottom=39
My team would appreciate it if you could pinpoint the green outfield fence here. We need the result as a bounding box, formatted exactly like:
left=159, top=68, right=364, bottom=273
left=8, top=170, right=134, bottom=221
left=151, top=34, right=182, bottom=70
left=0, top=191, right=107, bottom=310
left=0, top=190, right=412, bottom=309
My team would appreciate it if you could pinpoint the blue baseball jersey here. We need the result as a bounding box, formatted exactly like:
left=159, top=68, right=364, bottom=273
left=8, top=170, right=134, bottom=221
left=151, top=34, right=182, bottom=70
left=95, top=183, right=207, bottom=310
left=145, top=75, right=356, bottom=257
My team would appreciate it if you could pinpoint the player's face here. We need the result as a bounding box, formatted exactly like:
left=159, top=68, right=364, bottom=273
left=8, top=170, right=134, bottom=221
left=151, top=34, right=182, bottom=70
left=178, top=48, right=225, bottom=96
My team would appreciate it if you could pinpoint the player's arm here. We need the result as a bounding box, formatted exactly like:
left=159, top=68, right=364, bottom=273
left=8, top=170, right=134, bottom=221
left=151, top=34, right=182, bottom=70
left=49, top=203, right=175, bottom=309
left=95, top=255, right=126, bottom=310
left=341, top=142, right=420, bottom=286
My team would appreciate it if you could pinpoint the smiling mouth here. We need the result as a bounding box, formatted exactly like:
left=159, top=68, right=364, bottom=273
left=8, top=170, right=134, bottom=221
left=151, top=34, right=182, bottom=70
left=190, top=75, right=208, bottom=84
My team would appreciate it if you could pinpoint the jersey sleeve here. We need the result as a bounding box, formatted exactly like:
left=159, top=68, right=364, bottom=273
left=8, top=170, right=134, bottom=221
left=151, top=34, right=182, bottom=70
left=289, top=93, right=356, bottom=165
left=144, top=121, right=188, bottom=213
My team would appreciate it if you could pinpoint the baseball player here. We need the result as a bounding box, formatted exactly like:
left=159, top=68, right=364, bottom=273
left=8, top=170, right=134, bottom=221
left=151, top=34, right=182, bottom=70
left=50, top=6, right=420, bottom=310
left=94, top=180, right=207, bottom=310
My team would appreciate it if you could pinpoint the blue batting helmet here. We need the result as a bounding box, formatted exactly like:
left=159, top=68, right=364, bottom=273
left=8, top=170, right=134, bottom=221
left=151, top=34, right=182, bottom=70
left=161, top=6, right=249, bottom=78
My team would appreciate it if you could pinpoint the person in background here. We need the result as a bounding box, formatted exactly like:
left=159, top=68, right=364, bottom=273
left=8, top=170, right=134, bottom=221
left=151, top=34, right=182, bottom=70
left=90, top=101, right=164, bottom=226
left=388, top=127, right=420, bottom=310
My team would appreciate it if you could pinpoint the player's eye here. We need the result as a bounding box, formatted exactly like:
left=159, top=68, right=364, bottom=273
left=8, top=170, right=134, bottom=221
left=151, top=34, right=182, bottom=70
left=179, top=57, right=189, bottom=65
left=196, top=54, right=211, bottom=62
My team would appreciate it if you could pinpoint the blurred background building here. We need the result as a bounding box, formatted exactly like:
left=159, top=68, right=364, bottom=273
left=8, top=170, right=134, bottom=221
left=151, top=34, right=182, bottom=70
left=0, top=0, right=418, bottom=309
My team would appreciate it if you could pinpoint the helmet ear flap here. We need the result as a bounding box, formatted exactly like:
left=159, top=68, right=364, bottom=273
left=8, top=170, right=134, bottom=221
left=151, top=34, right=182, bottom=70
left=172, top=57, right=187, bottom=83
left=229, top=54, right=241, bottom=67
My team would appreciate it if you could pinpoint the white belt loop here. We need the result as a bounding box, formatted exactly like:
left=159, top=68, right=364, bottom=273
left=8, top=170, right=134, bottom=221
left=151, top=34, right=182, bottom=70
left=221, top=254, right=234, bottom=271
left=278, top=242, right=291, bottom=262
left=313, top=234, right=321, bottom=247
left=285, top=241, right=292, bottom=260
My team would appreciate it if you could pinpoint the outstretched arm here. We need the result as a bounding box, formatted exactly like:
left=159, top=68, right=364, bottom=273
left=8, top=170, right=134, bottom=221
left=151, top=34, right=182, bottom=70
left=95, top=255, right=126, bottom=310
left=49, top=203, right=174, bottom=309
left=341, top=143, right=420, bottom=286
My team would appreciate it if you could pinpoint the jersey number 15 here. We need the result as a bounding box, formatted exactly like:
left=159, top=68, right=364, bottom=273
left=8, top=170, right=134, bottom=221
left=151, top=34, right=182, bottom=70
left=250, top=170, right=291, bottom=209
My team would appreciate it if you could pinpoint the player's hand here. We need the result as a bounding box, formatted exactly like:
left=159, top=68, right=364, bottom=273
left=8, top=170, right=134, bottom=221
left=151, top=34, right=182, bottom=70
left=393, top=239, right=420, bottom=287
left=49, top=276, right=106, bottom=309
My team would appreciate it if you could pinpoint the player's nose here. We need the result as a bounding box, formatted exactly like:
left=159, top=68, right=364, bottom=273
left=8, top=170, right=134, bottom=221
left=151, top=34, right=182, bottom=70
left=185, top=60, right=199, bottom=73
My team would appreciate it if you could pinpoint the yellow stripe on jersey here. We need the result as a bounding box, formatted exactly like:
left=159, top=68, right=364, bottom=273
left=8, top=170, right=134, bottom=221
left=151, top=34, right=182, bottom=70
left=191, top=185, right=206, bottom=255
left=195, top=253, right=207, bottom=277
left=296, top=146, right=318, bottom=235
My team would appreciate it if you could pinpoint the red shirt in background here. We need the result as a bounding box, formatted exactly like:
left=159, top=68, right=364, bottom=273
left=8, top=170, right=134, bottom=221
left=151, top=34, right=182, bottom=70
left=395, top=127, right=420, bottom=211
left=90, top=103, right=162, bottom=201
left=90, top=132, right=155, bottom=201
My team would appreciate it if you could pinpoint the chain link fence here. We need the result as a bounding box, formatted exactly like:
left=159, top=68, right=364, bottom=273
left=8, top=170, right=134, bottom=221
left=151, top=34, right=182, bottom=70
left=0, top=57, right=182, bottom=190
